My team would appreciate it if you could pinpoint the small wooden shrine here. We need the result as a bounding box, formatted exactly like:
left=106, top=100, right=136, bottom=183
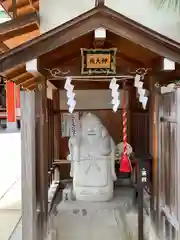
left=1, top=1, right=180, bottom=239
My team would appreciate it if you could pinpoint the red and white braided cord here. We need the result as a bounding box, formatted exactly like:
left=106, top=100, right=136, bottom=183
left=122, top=89, right=128, bottom=156
left=123, top=107, right=127, bottom=156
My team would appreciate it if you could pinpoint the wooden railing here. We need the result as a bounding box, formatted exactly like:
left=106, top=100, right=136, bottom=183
left=132, top=156, right=153, bottom=240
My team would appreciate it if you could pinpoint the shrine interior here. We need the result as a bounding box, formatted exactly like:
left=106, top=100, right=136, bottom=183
left=41, top=30, right=159, bottom=181
left=58, top=90, right=150, bottom=180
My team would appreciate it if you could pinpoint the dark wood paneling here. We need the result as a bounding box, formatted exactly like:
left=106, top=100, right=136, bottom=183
left=53, top=90, right=61, bottom=160
left=50, top=79, right=134, bottom=90
left=129, top=86, right=149, bottom=113
left=93, top=110, right=128, bottom=144
left=129, top=86, right=150, bottom=155
left=130, top=112, right=149, bottom=155
left=47, top=98, right=55, bottom=186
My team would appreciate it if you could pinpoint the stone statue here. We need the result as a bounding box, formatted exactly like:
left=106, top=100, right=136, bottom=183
left=116, top=142, right=133, bottom=158
left=67, top=112, right=116, bottom=201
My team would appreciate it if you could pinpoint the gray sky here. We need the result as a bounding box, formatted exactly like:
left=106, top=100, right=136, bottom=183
left=0, top=5, right=11, bottom=23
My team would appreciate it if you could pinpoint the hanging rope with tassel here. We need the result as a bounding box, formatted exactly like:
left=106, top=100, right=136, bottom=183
left=119, top=81, right=132, bottom=173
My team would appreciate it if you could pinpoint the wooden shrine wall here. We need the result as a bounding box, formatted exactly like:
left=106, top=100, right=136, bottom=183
left=59, top=110, right=130, bottom=158
left=129, top=87, right=150, bottom=156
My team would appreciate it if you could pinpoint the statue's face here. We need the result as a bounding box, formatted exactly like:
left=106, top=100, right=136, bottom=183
left=81, top=114, right=102, bottom=140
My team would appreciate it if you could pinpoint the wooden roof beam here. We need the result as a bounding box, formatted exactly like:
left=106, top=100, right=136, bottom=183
left=21, top=78, right=36, bottom=88
left=8, top=0, right=36, bottom=11
left=14, top=1, right=39, bottom=16
left=95, top=0, right=104, bottom=6
left=23, top=75, right=45, bottom=90
left=151, top=56, right=164, bottom=71
left=1, top=23, right=38, bottom=41
left=28, top=0, right=39, bottom=26
left=0, top=42, right=9, bottom=53
left=26, top=58, right=57, bottom=89
left=27, top=83, right=36, bottom=90
left=2, top=0, right=39, bottom=15
left=1, top=0, right=12, bottom=11
left=0, top=12, right=39, bottom=41
left=28, top=0, right=39, bottom=11
left=9, top=72, right=32, bottom=83
left=12, top=0, right=17, bottom=18
left=3, top=64, right=26, bottom=78
left=16, top=76, right=35, bottom=85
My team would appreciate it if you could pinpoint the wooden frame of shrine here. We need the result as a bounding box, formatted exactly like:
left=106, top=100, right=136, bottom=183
left=1, top=2, right=180, bottom=240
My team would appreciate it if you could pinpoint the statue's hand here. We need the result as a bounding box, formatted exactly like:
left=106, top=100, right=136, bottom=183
left=112, top=171, right=117, bottom=181
left=67, top=154, right=71, bottom=161
left=70, top=136, right=78, bottom=145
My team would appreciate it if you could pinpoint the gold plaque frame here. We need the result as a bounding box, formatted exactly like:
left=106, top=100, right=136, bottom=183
left=81, top=48, right=117, bottom=75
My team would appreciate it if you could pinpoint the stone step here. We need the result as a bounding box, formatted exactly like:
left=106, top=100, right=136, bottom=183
left=125, top=209, right=160, bottom=240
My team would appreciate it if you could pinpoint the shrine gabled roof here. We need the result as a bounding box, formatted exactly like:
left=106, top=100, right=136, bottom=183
left=1, top=4, right=180, bottom=90
left=1, top=5, right=180, bottom=71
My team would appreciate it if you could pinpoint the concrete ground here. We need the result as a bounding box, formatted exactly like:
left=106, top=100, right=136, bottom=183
left=0, top=131, right=22, bottom=240
left=53, top=187, right=135, bottom=240
left=50, top=185, right=156, bottom=240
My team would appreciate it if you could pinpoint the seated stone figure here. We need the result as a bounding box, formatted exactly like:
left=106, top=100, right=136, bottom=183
left=67, top=112, right=116, bottom=201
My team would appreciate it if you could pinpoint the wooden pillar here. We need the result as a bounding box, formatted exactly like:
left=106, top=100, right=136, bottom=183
left=152, top=102, right=158, bottom=195
left=176, top=88, right=180, bottom=240
left=6, top=81, right=17, bottom=130
left=149, top=76, right=160, bottom=229
left=53, top=90, right=61, bottom=160
left=21, top=78, right=49, bottom=240
left=21, top=90, right=37, bottom=240
left=150, top=59, right=163, bottom=223
left=35, top=80, right=48, bottom=239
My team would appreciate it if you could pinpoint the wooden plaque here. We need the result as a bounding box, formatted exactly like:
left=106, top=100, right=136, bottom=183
left=81, top=48, right=117, bottom=74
